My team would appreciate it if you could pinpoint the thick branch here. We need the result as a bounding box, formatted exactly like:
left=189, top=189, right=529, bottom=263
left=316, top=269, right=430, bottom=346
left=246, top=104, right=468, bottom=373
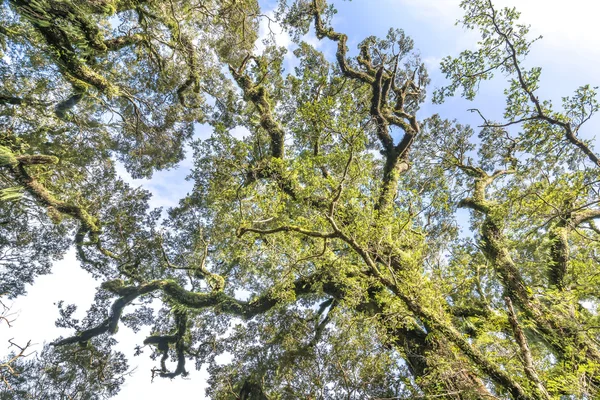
left=312, top=1, right=420, bottom=211
left=505, top=297, right=550, bottom=400
left=54, top=273, right=323, bottom=346
left=145, top=311, right=188, bottom=379
left=52, top=289, right=141, bottom=346
left=312, top=1, right=373, bottom=84
left=548, top=208, right=600, bottom=288
left=458, top=164, right=600, bottom=375
left=0, top=95, right=50, bottom=107
left=14, top=155, right=59, bottom=165
left=237, top=225, right=337, bottom=239
left=7, top=162, right=99, bottom=235
left=104, top=33, right=145, bottom=51
left=396, top=291, right=533, bottom=400
left=11, top=0, right=120, bottom=95
left=229, top=64, right=285, bottom=159
left=548, top=222, right=569, bottom=289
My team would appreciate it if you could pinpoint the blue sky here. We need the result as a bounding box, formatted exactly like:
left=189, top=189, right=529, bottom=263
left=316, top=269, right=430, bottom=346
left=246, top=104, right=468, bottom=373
left=1, top=0, right=599, bottom=398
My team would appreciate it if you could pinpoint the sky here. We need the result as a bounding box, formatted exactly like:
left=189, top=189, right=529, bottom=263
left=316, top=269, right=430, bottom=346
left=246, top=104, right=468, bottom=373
left=1, top=0, right=599, bottom=398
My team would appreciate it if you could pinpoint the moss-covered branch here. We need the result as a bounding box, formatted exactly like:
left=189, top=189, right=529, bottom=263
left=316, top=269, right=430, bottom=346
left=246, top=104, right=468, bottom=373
left=54, top=272, right=324, bottom=348
left=1, top=145, right=120, bottom=266
left=458, top=163, right=600, bottom=382
left=312, top=1, right=372, bottom=84
left=237, top=225, right=337, bottom=239
left=505, top=297, right=550, bottom=400
left=0, top=94, right=51, bottom=107
left=230, top=58, right=285, bottom=159
left=145, top=310, right=188, bottom=379
left=547, top=207, right=600, bottom=288
left=389, top=286, right=534, bottom=400
left=7, top=159, right=99, bottom=235
left=311, top=0, right=420, bottom=210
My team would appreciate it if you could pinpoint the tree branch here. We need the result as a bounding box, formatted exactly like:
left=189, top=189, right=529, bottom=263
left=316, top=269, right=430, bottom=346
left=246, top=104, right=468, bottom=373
left=54, top=273, right=324, bottom=348
left=505, top=297, right=550, bottom=399
left=229, top=62, right=285, bottom=159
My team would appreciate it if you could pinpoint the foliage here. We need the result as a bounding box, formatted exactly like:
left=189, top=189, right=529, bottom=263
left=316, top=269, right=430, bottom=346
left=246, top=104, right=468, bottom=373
left=1, top=0, right=600, bottom=399
left=0, top=342, right=129, bottom=399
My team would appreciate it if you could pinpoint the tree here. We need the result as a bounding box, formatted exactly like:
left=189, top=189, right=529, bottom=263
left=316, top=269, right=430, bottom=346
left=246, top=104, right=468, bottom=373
left=1, top=0, right=599, bottom=398
left=0, top=296, right=125, bottom=400
left=0, top=297, right=33, bottom=391
left=0, top=341, right=129, bottom=400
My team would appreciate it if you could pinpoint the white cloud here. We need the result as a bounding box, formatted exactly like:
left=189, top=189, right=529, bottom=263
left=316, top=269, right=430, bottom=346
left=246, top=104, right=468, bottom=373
left=255, top=12, right=293, bottom=54
left=494, top=0, right=600, bottom=55
left=115, top=161, right=193, bottom=211
left=0, top=250, right=97, bottom=353
left=194, top=122, right=213, bottom=142
left=393, top=0, right=600, bottom=61
left=231, top=125, right=252, bottom=140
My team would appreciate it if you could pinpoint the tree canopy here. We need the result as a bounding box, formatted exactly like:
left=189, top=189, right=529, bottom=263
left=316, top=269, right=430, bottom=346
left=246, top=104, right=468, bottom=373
left=1, top=0, right=600, bottom=398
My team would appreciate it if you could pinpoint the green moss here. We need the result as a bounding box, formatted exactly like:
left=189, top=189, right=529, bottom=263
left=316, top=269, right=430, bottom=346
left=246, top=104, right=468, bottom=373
left=101, top=279, right=125, bottom=293
left=0, top=145, right=18, bottom=167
